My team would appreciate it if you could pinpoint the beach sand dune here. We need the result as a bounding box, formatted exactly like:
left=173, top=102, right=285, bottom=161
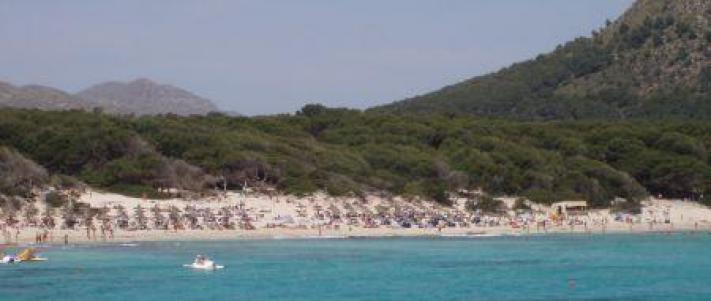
left=2, top=190, right=710, bottom=245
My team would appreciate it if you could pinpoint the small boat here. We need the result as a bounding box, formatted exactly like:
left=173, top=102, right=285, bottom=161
left=1, top=255, right=18, bottom=264
left=16, top=248, right=47, bottom=262
left=184, top=255, right=224, bottom=270
left=0, top=245, right=13, bottom=264
left=1, top=249, right=47, bottom=264
left=22, top=257, right=49, bottom=262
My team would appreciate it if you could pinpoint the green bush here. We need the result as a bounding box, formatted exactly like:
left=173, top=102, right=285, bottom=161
left=513, top=198, right=531, bottom=211
left=44, top=191, right=67, bottom=208
left=465, top=195, right=506, bottom=214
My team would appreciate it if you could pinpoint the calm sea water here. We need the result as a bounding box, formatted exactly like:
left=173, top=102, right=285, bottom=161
left=1, top=234, right=711, bottom=301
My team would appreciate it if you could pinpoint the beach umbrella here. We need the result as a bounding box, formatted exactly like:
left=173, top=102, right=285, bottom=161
left=328, top=204, right=341, bottom=215
left=277, top=215, right=295, bottom=224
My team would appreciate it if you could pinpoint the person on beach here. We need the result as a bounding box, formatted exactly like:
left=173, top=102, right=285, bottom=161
left=1, top=227, right=7, bottom=244
left=64, top=234, right=69, bottom=245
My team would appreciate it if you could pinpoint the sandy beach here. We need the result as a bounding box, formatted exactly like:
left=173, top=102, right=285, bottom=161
left=1, top=189, right=709, bottom=246
left=12, top=221, right=711, bottom=246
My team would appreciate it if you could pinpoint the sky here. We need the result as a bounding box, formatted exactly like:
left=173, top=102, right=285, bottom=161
left=0, top=0, right=634, bottom=116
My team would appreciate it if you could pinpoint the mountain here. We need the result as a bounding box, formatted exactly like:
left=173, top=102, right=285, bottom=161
left=77, top=78, right=218, bottom=116
left=374, top=0, right=711, bottom=120
left=0, top=79, right=220, bottom=116
left=0, top=81, right=88, bottom=111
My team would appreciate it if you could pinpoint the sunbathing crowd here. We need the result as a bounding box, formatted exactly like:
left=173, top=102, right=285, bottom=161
left=1, top=192, right=701, bottom=245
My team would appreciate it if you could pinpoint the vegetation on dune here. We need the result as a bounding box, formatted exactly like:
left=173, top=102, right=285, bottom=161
left=465, top=195, right=506, bottom=215
left=0, top=146, right=48, bottom=199
left=0, top=107, right=710, bottom=208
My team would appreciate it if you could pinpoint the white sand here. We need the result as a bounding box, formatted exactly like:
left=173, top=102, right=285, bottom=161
left=4, top=190, right=711, bottom=245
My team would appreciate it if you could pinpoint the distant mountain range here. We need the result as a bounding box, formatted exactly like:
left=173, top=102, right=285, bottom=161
left=7, top=0, right=708, bottom=120
left=374, top=0, right=711, bottom=120
left=0, top=78, right=219, bottom=116
left=0, top=82, right=86, bottom=111
left=77, top=78, right=218, bottom=116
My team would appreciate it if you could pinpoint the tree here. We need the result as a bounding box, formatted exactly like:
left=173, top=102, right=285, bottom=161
left=0, top=147, right=48, bottom=198
left=115, top=205, right=129, bottom=230
left=168, top=206, right=182, bottom=230
left=82, top=206, right=95, bottom=230
left=44, top=191, right=68, bottom=208
left=465, top=195, right=506, bottom=214
left=41, top=207, right=55, bottom=229
left=513, top=198, right=531, bottom=211
left=133, top=205, right=148, bottom=230
left=61, top=203, right=78, bottom=229
left=297, top=104, right=329, bottom=117
left=151, top=205, right=165, bottom=230
left=218, top=207, right=233, bottom=229
left=23, top=203, right=39, bottom=226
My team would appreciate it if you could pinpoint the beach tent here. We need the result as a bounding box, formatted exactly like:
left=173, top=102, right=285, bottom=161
left=550, top=201, right=588, bottom=216
left=311, top=219, right=329, bottom=226
left=274, top=215, right=295, bottom=225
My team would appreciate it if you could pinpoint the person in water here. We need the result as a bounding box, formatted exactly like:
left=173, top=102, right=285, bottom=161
left=195, top=255, right=205, bottom=264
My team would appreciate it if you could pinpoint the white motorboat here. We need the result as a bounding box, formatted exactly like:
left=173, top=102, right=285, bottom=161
left=184, top=255, right=224, bottom=270
left=1, top=255, right=17, bottom=264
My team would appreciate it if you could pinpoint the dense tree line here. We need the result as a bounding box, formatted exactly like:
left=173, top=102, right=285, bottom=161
left=0, top=107, right=710, bottom=208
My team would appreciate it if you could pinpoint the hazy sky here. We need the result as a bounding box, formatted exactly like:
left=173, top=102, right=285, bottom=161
left=0, top=0, right=633, bottom=116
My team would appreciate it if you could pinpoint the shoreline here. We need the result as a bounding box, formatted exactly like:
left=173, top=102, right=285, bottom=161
left=8, top=223, right=711, bottom=247
left=3, top=190, right=709, bottom=247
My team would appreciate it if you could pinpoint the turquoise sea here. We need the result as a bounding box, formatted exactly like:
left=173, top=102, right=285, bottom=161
left=1, top=234, right=711, bottom=300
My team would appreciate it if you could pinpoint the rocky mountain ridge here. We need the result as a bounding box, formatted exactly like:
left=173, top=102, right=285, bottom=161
left=0, top=79, right=219, bottom=116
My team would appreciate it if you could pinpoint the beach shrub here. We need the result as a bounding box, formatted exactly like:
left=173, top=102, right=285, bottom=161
left=611, top=199, right=642, bottom=214
left=425, top=180, right=451, bottom=206
left=513, top=198, right=531, bottom=211
left=105, top=184, right=170, bottom=199
left=44, top=191, right=67, bottom=208
left=50, top=174, right=84, bottom=190
left=0, top=146, right=48, bottom=198
left=465, top=195, right=506, bottom=214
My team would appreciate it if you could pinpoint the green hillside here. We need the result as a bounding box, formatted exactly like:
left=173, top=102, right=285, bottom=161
left=374, top=0, right=711, bottom=120
left=1, top=107, right=710, bottom=208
